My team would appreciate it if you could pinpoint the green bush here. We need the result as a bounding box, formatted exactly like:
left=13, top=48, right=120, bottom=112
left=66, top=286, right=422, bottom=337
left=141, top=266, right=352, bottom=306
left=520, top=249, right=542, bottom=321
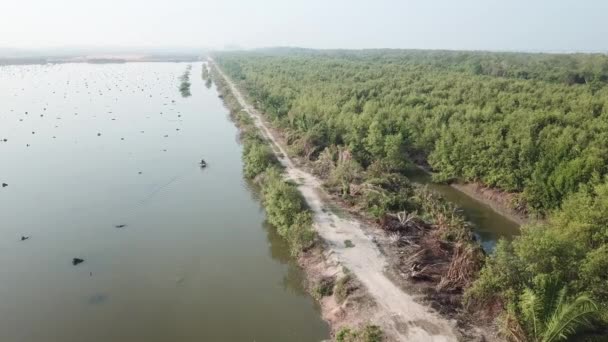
left=243, top=138, right=276, bottom=179
left=260, top=168, right=315, bottom=255
left=313, top=277, right=335, bottom=299
left=336, top=325, right=383, bottom=342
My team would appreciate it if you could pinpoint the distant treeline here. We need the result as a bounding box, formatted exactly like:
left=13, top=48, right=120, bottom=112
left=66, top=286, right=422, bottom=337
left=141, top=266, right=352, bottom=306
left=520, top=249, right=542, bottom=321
left=0, top=57, right=49, bottom=65
left=222, top=47, right=608, bottom=86
left=0, top=55, right=202, bottom=66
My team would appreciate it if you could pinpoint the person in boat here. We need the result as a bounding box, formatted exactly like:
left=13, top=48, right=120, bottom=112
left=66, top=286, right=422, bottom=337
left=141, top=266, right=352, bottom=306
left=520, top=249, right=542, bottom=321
left=200, top=159, right=207, bottom=167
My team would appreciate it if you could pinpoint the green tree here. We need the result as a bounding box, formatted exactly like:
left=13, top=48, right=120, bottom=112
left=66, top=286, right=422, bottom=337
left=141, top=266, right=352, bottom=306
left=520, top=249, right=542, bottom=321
left=243, top=140, right=276, bottom=178
left=329, top=158, right=362, bottom=197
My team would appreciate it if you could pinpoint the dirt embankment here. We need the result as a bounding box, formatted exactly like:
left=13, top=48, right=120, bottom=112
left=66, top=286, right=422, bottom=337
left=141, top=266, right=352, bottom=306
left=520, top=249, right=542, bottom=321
left=212, top=59, right=467, bottom=342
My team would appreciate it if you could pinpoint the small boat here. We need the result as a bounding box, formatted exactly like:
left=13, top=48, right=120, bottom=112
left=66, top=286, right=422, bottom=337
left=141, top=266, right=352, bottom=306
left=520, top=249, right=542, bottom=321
left=200, top=159, right=207, bottom=168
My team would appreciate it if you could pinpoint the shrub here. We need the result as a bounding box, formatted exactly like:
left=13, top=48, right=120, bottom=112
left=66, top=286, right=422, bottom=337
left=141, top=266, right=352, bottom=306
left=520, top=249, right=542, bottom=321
left=467, top=178, right=608, bottom=340
left=243, top=139, right=276, bottom=179
left=336, top=325, right=383, bottom=342
left=260, top=168, right=316, bottom=255
left=313, top=277, right=335, bottom=299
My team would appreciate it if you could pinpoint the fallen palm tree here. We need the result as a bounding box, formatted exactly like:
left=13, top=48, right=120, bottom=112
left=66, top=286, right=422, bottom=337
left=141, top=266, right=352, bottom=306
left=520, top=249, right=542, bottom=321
left=437, top=242, right=484, bottom=292
left=376, top=186, right=484, bottom=296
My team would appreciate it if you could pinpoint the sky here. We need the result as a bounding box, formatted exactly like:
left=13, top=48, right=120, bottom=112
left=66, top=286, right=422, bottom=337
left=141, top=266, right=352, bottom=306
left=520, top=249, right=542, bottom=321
left=2, top=0, right=608, bottom=52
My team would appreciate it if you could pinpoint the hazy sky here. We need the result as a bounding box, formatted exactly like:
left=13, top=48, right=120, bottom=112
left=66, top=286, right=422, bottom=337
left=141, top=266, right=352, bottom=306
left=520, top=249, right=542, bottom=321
left=2, top=0, right=607, bottom=51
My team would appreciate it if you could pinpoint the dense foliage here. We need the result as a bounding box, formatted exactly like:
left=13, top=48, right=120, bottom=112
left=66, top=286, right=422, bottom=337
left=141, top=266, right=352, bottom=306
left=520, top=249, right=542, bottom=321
left=468, top=178, right=608, bottom=339
left=215, top=49, right=608, bottom=214
left=214, top=49, right=608, bottom=339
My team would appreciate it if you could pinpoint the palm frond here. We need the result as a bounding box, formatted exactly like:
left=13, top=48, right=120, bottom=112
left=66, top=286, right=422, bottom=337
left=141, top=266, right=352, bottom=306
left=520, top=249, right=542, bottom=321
left=542, top=294, right=599, bottom=342
left=520, top=288, right=542, bottom=339
left=537, top=277, right=566, bottom=325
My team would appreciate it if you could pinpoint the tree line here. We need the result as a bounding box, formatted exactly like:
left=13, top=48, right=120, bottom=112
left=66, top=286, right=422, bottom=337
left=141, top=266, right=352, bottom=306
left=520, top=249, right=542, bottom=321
left=215, top=48, right=608, bottom=214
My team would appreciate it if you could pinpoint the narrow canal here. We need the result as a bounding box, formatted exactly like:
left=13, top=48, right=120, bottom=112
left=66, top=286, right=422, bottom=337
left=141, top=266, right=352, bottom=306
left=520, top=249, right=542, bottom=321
left=407, top=168, right=520, bottom=251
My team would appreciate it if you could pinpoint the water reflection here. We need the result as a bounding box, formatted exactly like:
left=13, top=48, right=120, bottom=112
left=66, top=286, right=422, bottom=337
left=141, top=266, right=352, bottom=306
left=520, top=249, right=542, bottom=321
left=263, top=221, right=310, bottom=296
left=245, top=179, right=313, bottom=298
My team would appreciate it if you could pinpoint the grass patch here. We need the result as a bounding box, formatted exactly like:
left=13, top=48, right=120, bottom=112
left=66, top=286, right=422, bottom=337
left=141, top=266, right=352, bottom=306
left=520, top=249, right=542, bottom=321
left=336, top=324, right=383, bottom=342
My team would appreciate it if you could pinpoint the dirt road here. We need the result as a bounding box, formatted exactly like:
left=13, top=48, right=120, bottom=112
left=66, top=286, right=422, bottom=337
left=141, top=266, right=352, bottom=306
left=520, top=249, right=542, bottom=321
left=212, top=60, right=459, bottom=342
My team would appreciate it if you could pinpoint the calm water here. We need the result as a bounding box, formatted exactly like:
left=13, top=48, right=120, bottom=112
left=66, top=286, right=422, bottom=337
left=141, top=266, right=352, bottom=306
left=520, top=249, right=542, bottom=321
left=407, top=168, right=520, bottom=251
left=0, top=62, right=328, bottom=342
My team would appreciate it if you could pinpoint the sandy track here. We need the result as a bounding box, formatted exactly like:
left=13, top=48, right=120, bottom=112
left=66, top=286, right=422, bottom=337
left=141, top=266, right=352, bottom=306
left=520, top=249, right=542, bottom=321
left=212, top=60, right=458, bottom=342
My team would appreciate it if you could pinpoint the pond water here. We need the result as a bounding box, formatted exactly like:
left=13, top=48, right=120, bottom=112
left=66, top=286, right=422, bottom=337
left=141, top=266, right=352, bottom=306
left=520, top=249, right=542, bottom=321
left=406, top=168, right=520, bottom=252
left=0, top=62, right=328, bottom=342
